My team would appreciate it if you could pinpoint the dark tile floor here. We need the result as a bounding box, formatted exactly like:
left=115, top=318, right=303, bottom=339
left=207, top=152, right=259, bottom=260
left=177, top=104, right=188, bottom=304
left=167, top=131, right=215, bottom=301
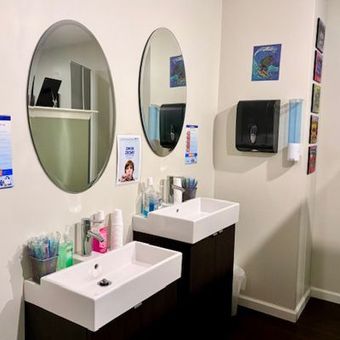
left=226, top=298, right=340, bottom=339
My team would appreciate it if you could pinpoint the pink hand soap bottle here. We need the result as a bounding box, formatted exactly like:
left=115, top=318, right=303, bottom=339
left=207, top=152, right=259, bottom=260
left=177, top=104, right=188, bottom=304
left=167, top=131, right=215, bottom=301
left=92, top=210, right=107, bottom=253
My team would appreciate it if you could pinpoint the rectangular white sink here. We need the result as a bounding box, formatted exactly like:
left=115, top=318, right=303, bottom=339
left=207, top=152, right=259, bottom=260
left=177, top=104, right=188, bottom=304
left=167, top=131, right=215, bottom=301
left=133, top=197, right=240, bottom=244
left=24, top=241, right=182, bottom=331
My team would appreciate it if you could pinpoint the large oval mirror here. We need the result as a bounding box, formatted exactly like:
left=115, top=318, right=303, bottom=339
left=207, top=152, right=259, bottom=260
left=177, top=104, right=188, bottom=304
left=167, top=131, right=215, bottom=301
left=27, top=21, right=115, bottom=193
left=139, top=28, right=186, bottom=156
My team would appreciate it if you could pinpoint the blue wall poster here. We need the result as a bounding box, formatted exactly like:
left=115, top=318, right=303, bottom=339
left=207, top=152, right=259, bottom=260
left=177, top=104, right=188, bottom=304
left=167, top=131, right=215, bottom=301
left=185, top=125, right=198, bottom=165
left=170, top=55, right=186, bottom=87
left=252, top=44, right=282, bottom=81
left=0, top=115, right=14, bottom=189
left=116, top=135, right=141, bottom=185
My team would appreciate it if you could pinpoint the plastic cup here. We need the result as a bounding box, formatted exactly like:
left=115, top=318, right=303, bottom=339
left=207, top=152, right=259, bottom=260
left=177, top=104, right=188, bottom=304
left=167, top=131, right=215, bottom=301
left=111, top=209, right=123, bottom=225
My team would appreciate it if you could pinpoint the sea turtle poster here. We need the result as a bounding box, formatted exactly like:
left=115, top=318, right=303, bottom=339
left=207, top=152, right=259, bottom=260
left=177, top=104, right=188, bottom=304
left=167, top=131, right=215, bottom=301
left=251, top=44, right=282, bottom=81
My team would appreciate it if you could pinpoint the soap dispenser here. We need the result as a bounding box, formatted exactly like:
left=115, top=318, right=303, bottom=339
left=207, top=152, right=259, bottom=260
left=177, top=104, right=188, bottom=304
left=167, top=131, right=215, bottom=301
left=57, top=231, right=74, bottom=270
left=92, top=210, right=108, bottom=253
left=143, top=177, right=158, bottom=217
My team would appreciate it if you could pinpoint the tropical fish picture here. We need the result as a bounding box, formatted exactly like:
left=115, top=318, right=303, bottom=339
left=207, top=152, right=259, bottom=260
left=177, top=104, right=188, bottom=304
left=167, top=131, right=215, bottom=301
left=251, top=44, right=282, bottom=81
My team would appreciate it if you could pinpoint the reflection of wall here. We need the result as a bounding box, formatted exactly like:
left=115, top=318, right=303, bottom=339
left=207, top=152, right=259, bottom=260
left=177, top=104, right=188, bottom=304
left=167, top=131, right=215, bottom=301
left=214, top=0, right=323, bottom=316
left=1, top=2, right=219, bottom=339
left=29, top=116, right=90, bottom=192
left=149, top=30, right=186, bottom=106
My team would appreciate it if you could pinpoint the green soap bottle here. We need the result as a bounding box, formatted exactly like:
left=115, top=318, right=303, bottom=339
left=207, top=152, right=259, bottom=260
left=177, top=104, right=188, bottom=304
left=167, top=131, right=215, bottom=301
left=57, top=234, right=74, bottom=270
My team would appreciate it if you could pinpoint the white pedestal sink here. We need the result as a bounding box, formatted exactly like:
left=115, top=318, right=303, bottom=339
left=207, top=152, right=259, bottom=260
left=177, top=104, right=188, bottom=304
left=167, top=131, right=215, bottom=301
left=133, top=197, right=240, bottom=244
left=24, top=241, right=182, bottom=331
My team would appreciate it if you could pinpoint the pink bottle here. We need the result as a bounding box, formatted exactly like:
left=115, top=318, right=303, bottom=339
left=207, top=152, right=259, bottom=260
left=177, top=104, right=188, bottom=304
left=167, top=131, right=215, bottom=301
left=92, top=210, right=107, bottom=253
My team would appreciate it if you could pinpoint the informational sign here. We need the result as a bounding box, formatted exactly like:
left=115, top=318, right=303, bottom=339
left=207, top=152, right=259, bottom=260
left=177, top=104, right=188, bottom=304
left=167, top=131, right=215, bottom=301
left=185, top=124, right=198, bottom=165
left=116, top=135, right=141, bottom=185
left=0, top=115, right=14, bottom=189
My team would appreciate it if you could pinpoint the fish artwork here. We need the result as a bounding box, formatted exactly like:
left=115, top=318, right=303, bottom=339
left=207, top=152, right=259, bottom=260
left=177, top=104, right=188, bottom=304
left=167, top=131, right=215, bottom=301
left=252, top=44, right=282, bottom=81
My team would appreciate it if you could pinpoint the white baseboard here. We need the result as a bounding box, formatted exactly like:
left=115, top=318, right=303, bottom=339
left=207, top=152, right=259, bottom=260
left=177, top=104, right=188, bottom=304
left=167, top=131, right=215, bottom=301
left=295, top=289, right=311, bottom=320
left=311, top=287, right=340, bottom=304
left=238, top=289, right=310, bottom=323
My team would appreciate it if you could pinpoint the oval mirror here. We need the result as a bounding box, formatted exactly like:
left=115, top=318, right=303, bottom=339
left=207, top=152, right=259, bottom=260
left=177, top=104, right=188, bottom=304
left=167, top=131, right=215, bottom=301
left=139, top=28, right=186, bottom=156
left=27, top=21, right=115, bottom=193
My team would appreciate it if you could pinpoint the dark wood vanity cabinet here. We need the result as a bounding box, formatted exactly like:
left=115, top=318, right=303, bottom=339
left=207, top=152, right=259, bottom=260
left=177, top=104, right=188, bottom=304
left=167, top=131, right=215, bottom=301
left=25, top=281, right=178, bottom=340
left=133, top=224, right=235, bottom=334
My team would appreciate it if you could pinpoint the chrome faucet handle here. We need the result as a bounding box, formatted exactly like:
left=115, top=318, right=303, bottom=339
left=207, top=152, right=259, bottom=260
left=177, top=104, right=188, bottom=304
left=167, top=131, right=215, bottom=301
left=171, top=184, right=186, bottom=193
left=87, top=230, right=104, bottom=243
left=80, top=218, right=92, bottom=256
left=80, top=218, right=104, bottom=256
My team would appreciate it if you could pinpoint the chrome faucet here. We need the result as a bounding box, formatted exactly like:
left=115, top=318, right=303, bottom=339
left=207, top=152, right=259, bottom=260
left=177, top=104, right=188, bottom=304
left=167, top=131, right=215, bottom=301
left=80, top=218, right=105, bottom=256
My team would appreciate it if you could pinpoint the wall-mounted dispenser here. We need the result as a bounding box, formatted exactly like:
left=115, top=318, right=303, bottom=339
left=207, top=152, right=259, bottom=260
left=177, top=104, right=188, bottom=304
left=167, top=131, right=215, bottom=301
left=236, top=100, right=280, bottom=153
left=287, top=99, right=303, bottom=162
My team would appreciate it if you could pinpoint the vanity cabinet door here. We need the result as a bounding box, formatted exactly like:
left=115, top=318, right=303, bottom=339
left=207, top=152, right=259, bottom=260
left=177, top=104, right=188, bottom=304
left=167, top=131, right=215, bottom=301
left=88, top=281, right=178, bottom=340
left=214, top=225, right=235, bottom=323
left=189, top=234, right=216, bottom=297
left=141, top=280, right=178, bottom=338
left=25, top=302, right=88, bottom=340
left=134, top=224, right=235, bottom=329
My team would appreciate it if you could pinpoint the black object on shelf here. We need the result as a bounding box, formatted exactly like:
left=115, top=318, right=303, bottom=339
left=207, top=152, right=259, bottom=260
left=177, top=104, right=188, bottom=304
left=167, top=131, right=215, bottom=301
left=36, top=77, right=62, bottom=107
left=236, top=100, right=280, bottom=153
left=159, top=103, right=186, bottom=149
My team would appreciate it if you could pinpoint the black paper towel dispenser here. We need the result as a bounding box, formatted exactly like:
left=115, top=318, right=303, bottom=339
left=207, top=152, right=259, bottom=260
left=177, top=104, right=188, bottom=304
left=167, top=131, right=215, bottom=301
left=236, top=100, right=280, bottom=153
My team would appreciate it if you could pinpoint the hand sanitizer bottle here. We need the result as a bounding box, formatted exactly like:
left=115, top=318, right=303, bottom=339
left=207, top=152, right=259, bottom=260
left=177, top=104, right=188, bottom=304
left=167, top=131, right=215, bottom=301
left=143, top=177, right=158, bottom=217
left=92, top=210, right=108, bottom=253
left=57, top=232, right=74, bottom=270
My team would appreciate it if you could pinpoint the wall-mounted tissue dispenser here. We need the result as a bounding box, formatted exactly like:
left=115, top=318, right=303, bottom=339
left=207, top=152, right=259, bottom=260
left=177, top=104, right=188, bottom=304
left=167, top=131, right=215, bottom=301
left=236, top=100, right=280, bottom=153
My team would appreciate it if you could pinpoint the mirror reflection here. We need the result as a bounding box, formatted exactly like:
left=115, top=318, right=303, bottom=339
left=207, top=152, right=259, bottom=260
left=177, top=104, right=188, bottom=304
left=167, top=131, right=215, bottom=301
left=27, top=21, right=115, bottom=193
left=139, top=28, right=187, bottom=156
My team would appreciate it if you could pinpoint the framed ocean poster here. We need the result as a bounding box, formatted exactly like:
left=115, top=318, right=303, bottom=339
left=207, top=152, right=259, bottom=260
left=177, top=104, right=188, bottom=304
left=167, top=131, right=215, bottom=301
left=307, top=145, right=317, bottom=175
left=170, top=55, right=186, bottom=87
left=311, top=83, right=321, bottom=113
left=316, top=18, right=326, bottom=53
left=313, top=50, right=323, bottom=83
left=251, top=44, right=282, bottom=81
left=309, top=115, right=319, bottom=144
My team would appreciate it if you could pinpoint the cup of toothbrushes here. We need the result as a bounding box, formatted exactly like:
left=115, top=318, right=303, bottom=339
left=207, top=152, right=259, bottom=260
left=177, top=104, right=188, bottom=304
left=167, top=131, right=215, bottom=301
left=30, top=256, right=58, bottom=284
left=182, top=177, right=197, bottom=201
left=183, top=188, right=197, bottom=201
left=27, top=232, right=60, bottom=284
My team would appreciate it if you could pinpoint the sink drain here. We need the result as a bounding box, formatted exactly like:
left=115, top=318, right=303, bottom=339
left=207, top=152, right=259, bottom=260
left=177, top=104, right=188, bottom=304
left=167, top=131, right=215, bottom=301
left=97, top=278, right=112, bottom=287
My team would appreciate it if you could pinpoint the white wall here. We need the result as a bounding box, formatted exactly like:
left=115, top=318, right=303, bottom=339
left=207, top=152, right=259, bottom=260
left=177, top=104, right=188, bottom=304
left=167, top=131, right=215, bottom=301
left=312, top=0, right=340, bottom=296
left=0, top=1, right=222, bottom=339
left=214, top=0, right=319, bottom=311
